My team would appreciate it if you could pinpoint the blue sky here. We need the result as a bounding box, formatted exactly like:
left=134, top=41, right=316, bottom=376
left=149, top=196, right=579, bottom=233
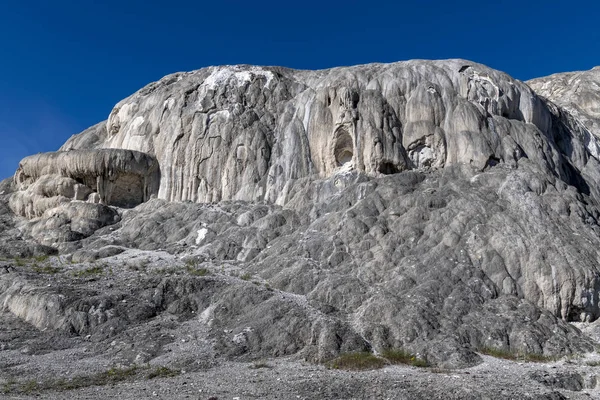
left=1, top=0, right=599, bottom=179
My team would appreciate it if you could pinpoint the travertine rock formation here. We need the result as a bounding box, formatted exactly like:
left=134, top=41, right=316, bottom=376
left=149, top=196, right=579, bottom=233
left=10, top=149, right=159, bottom=218
left=7, top=148, right=159, bottom=246
left=2, top=60, right=600, bottom=371
left=529, top=67, right=600, bottom=159
left=529, top=67, right=600, bottom=135
left=62, top=60, right=599, bottom=205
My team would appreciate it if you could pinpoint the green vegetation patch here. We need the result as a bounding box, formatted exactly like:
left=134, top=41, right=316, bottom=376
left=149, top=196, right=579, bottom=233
left=0, top=364, right=183, bottom=395
left=186, top=266, right=210, bottom=276
left=72, top=265, right=104, bottom=278
left=12, top=255, right=51, bottom=267
left=1, top=365, right=140, bottom=395
left=478, top=346, right=518, bottom=360
left=33, top=254, right=50, bottom=263
left=153, top=267, right=178, bottom=275
left=240, top=272, right=252, bottom=281
left=381, top=349, right=429, bottom=367
left=146, top=366, right=181, bottom=380
left=32, top=265, right=62, bottom=274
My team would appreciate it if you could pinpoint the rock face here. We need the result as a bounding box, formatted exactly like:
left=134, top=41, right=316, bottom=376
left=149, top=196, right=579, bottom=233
left=13, top=148, right=159, bottom=214
left=62, top=60, right=599, bottom=205
left=7, top=148, right=159, bottom=246
left=2, top=60, right=600, bottom=372
left=528, top=67, right=600, bottom=149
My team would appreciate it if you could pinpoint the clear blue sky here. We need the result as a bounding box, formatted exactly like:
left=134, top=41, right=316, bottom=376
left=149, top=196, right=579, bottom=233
left=1, top=0, right=599, bottom=179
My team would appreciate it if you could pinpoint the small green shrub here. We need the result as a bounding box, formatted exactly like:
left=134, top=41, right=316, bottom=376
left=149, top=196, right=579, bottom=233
left=240, top=272, right=252, bottom=281
left=14, top=257, right=25, bottom=267
left=381, top=349, right=429, bottom=367
left=327, top=352, right=386, bottom=371
left=185, top=258, right=200, bottom=268
left=586, top=360, right=600, bottom=367
left=21, top=380, right=39, bottom=394
left=1, top=379, right=16, bottom=394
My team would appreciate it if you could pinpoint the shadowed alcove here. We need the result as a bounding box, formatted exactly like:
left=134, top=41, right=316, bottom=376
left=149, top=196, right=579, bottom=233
left=334, top=128, right=354, bottom=167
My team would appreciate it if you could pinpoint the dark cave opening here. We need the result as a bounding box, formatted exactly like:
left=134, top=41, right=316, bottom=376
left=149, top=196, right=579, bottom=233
left=378, top=162, right=400, bottom=175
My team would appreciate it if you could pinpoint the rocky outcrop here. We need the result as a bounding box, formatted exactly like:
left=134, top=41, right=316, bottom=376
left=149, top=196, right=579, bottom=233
left=528, top=67, right=600, bottom=143
left=11, top=149, right=160, bottom=218
left=7, top=149, right=159, bottom=247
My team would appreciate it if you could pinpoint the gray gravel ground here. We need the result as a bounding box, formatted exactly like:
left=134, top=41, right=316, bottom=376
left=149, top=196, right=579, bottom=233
left=2, top=301, right=600, bottom=400
left=2, top=354, right=600, bottom=400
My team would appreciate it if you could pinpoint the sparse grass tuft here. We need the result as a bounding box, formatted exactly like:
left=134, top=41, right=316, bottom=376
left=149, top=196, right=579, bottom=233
left=72, top=265, right=104, bottom=278
left=478, top=346, right=518, bottom=360
left=103, top=365, right=139, bottom=381
left=478, top=347, right=558, bottom=363
left=32, top=265, right=62, bottom=274
left=381, top=349, right=429, bottom=367
left=57, top=365, right=139, bottom=390
left=146, top=366, right=181, bottom=380
left=186, top=266, right=210, bottom=276
left=1, top=379, right=16, bottom=394
left=240, top=272, right=252, bottom=281
left=21, top=380, right=39, bottom=394
left=154, top=267, right=178, bottom=275
left=14, top=257, right=26, bottom=266
left=185, top=258, right=200, bottom=268
left=33, top=254, right=50, bottom=263
left=327, top=352, right=386, bottom=371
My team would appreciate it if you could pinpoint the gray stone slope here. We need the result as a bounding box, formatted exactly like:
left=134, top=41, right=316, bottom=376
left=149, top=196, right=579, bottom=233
left=2, top=59, right=600, bottom=385
left=57, top=163, right=598, bottom=368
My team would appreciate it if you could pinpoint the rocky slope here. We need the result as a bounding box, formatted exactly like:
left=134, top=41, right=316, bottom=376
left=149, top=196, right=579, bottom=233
left=529, top=67, right=600, bottom=146
left=2, top=60, right=600, bottom=398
